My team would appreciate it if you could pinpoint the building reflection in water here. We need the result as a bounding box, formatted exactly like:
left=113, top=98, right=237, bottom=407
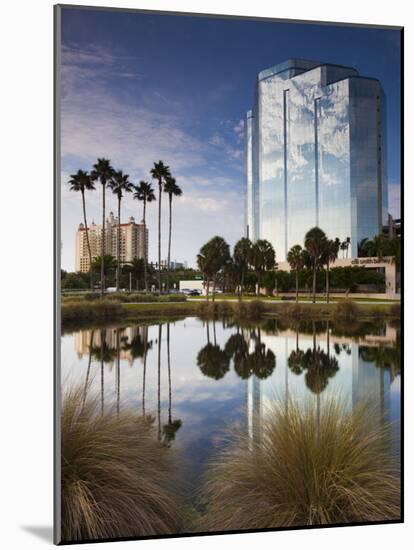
left=245, top=321, right=400, bottom=454
left=70, top=320, right=400, bottom=456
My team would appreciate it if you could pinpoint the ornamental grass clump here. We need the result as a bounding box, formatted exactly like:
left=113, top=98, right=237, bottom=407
left=61, top=387, right=183, bottom=542
left=198, top=397, right=400, bottom=531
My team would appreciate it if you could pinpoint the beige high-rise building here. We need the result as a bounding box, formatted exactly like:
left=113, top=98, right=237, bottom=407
left=75, top=212, right=148, bottom=272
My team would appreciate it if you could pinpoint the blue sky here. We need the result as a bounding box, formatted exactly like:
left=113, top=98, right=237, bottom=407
left=60, top=7, right=401, bottom=271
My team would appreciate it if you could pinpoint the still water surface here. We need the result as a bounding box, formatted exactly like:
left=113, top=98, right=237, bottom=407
left=62, top=317, right=401, bottom=497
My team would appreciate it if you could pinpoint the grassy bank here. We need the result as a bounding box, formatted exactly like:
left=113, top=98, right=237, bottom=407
left=61, top=298, right=400, bottom=330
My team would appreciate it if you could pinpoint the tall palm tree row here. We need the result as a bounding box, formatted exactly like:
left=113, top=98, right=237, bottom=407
left=69, top=158, right=183, bottom=295
left=68, top=170, right=95, bottom=290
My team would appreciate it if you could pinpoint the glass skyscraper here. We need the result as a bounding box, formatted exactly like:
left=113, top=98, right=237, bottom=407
left=245, top=59, right=388, bottom=260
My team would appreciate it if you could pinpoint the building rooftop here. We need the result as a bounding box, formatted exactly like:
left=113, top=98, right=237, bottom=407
left=257, top=58, right=359, bottom=82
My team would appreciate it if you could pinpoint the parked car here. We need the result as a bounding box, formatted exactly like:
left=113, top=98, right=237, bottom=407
left=189, top=289, right=201, bottom=296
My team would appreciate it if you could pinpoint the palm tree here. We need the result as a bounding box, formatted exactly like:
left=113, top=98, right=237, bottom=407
left=123, top=258, right=145, bottom=291
left=150, top=161, right=171, bottom=292
left=287, top=244, right=305, bottom=302
left=322, top=238, right=340, bottom=303
left=91, top=158, right=114, bottom=297
left=304, top=227, right=327, bottom=303
left=364, top=234, right=388, bottom=260
left=164, top=176, right=183, bottom=293
left=197, top=236, right=230, bottom=301
left=133, top=181, right=156, bottom=292
left=68, top=170, right=95, bottom=290
left=249, top=239, right=276, bottom=296
left=91, top=255, right=117, bottom=285
left=344, top=236, right=351, bottom=258
left=233, top=237, right=253, bottom=299
left=108, top=170, right=133, bottom=292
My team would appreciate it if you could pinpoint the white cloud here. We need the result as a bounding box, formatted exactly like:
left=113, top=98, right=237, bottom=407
left=233, top=119, right=245, bottom=141
left=60, top=43, right=245, bottom=271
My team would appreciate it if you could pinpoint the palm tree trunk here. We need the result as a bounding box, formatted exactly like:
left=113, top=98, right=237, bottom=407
left=157, top=324, right=162, bottom=440
left=158, top=180, right=162, bottom=293
left=240, top=270, right=244, bottom=301
left=101, top=182, right=106, bottom=297
left=143, top=199, right=148, bottom=292
left=326, top=262, right=329, bottom=303
left=167, top=194, right=172, bottom=293
left=212, top=274, right=216, bottom=302
left=256, top=272, right=260, bottom=297
left=167, top=323, right=172, bottom=424
left=81, top=191, right=94, bottom=291
left=312, top=260, right=317, bottom=303
left=206, top=279, right=210, bottom=301
left=116, top=196, right=121, bottom=292
left=295, top=269, right=299, bottom=302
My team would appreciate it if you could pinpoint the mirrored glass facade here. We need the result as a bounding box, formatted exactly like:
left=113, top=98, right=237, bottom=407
left=245, top=59, right=388, bottom=260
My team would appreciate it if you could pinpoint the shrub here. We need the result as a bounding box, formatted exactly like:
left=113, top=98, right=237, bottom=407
left=389, top=303, right=401, bottom=318
left=61, top=300, right=124, bottom=325
left=61, top=387, right=183, bottom=542
left=235, top=299, right=265, bottom=320
left=198, top=398, right=400, bottom=531
left=159, top=294, right=187, bottom=303
left=333, top=300, right=361, bottom=321
left=83, top=292, right=101, bottom=301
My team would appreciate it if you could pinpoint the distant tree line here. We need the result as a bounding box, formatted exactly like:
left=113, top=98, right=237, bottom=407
left=196, top=227, right=399, bottom=302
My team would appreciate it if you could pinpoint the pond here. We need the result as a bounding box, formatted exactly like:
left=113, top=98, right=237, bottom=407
left=61, top=316, right=401, bottom=503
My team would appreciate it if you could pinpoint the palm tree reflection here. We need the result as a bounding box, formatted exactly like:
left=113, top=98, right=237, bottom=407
left=197, top=320, right=230, bottom=380
left=82, top=329, right=95, bottom=407
left=162, top=323, right=182, bottom=446
left=288, top=322, right=339, bottom=423
left=197, top=324, right=276, bottom=381
left=90, top=329, right=117, bottom=414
